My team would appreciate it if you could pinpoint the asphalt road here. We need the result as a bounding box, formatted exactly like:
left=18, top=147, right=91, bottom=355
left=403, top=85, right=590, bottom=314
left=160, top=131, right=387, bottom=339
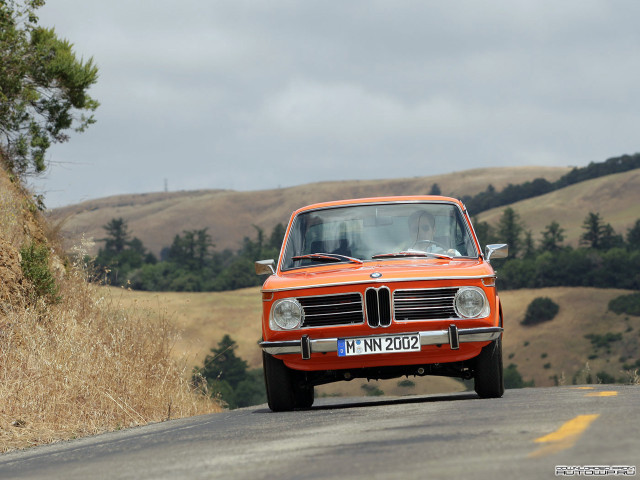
left=0, top=385, right=637, bottom=480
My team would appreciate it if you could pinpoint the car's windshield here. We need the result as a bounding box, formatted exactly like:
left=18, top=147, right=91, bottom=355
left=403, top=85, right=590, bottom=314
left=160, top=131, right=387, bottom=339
left=281, top=202, right=478, bottom=270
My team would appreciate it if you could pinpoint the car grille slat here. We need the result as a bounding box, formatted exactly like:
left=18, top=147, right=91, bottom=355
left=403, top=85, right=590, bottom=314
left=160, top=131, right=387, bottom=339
left=298, top=293, right=364, bottom=327
left=365, top=289, right=380, bottom=327
left=393, top=288, right=459, bottom=321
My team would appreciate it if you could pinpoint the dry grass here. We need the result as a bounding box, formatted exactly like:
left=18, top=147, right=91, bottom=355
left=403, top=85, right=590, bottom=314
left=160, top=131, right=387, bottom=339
left=50, top=166, right=571, bottom=256
left=106, top=286, right=468, bottom=397
left=110, top=285, right=640, bottom=395
left=101, top=286, right=265, bottom=369
left=478, top=169, right=640, bottom=247
left=0, top=170, right=220, bottom=453
left=500, top=287, right=640, bottom=387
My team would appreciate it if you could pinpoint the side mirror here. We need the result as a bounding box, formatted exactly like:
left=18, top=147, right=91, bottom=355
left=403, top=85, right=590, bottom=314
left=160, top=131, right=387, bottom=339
left=255, top=259, right=276, bottom=275
left=485, top=244, right=508, bottom=264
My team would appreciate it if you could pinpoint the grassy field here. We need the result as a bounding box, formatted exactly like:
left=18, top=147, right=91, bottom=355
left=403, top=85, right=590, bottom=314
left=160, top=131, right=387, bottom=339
left=104, top=285, right=640, bottom=398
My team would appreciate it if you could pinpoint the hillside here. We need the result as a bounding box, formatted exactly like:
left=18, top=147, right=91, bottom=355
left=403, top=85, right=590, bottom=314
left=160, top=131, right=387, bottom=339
left=50, top=166, right=569, bottom=256
left=0, top=166, right=219, bottom=452
left=478, top=168, right=640, bottom=247
left=105, top=285, right=640, bottom=396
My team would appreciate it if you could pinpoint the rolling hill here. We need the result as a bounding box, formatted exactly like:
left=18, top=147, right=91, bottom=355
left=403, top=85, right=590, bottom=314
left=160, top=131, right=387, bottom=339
left=478, top=168, right=640, bottom=247
left=50, top=166, right=571, bottom=256
left=51, top=165, right=640, bottom=398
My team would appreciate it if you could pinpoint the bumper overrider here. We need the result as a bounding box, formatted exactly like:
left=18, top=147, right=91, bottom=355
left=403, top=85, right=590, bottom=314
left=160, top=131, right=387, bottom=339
left=260, top=325, right=503, bottom=360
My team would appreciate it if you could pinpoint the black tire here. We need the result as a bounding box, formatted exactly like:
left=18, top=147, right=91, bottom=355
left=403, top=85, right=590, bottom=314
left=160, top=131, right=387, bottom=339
left=262, top=351, right=314, bottom=411
left=474, top=337, right=504, bottom=398
left=293, top=382, right=315, bottom=409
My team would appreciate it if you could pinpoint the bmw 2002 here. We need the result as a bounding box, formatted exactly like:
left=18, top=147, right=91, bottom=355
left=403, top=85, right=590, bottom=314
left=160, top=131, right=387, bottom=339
left=256, top=196, right=508, bottom=411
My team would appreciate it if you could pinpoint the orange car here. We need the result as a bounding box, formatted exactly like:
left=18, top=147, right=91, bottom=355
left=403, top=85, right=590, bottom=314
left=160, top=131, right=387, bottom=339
left=255, top=196, right=508, bottom=411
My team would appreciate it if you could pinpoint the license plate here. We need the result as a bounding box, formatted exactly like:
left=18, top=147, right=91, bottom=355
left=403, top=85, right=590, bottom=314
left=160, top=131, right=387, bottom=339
left=337, top=333, right=421, bottom=357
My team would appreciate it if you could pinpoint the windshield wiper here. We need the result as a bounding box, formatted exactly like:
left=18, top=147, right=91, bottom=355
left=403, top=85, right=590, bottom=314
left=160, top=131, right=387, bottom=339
left=371, top=250, right=452, bottom=260
left=292, top=253, right=364, bottom=265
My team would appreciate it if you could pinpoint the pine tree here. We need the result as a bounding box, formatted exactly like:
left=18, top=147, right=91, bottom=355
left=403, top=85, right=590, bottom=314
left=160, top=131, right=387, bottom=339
left=497, top=207, right=524, bottom=258
left=627, top=220, right=640, bottom=250
left=540, top=221, right=565, bottom=252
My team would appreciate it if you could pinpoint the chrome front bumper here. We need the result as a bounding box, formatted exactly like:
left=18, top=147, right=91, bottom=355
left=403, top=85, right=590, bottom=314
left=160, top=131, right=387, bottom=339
left=260, top=325, right=503, bottom=360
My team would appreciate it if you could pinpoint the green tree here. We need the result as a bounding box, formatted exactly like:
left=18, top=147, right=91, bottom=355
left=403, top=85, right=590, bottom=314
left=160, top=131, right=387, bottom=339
left=599, top=224, right=624, bottom=250
left=101, top=218, right=130, bottom=254
left=268, top=223, right=286, bottom=251
left=428, top=183, right=441, bottom=195
left=192, top=335, right=266, bottom=409
left=0, top=0, right=99, bottom=177
left=522, top=230, right=536, bottom=259
left=168, top=228, right=214, bottom=270
left=472, top=216, right=494, bottom=249
left=627, top=219, right=640, bottom=250
left=539, top=221, right=565, bottom=252
left=197, top=335, right=248, bottom=389
left=95, top=218, right=155, bottom=285
left=497, top=207, right=524, bottom=258
left=580, top=212, right=605, bottom=249
left=579, top=213, right=622, bottom=250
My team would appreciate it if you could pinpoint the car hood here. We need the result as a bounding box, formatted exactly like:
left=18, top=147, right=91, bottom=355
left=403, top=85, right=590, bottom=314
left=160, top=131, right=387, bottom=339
left=262, top=258, right=495, bottom=292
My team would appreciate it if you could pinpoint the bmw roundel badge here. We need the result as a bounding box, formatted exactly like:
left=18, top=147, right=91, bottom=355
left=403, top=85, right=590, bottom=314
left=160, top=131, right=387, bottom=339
left=370, top=272, right=382, bottom=278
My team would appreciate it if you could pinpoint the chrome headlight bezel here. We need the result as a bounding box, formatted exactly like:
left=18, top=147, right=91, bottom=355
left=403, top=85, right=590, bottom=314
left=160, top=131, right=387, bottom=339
left=270, top=298, right=304, bottom=330
left=454, top=287, right=489, bottom=319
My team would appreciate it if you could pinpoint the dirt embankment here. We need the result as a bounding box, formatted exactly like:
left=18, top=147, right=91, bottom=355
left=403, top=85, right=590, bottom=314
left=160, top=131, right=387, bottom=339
left=0, top=166, right=220, bottom=452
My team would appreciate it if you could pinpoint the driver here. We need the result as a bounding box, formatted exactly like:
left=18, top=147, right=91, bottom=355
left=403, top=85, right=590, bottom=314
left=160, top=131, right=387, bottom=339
left=408, top=210, right=459, bottom=256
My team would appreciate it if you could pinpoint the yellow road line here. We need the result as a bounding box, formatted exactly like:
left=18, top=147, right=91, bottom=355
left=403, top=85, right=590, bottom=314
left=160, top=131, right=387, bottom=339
left=528, top=414, right=600, bottom=458
left=585, top=391, right=618, bottom=397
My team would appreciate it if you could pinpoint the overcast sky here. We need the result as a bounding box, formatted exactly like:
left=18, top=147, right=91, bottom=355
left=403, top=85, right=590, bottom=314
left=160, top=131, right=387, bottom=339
left=32, top=0, right=640, bottom=208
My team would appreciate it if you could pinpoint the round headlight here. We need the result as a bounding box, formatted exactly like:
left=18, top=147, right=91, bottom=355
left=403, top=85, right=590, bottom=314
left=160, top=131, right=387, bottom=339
left=454, top=287, right=488, bottom=318
left=271, top=299, right=304, bottom=330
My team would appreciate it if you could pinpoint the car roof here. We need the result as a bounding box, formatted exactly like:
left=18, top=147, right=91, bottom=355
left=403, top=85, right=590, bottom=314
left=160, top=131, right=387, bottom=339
left=292, top=195, right=466, bottom=215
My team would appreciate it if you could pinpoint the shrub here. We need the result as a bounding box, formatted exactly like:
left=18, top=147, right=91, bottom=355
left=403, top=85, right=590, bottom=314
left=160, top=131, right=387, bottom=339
left=585, top=332, right=622, bottom=350
left=521, top=297, right=559, bottom=326
left=397, top=379, right=415, bottom=388
left=361, top=384, right=384, bottom=396
left=596, top=370, right=616, bottom=384
left=20, top=242, right=60, bottom=303
left=504, top=363, right=534, bottom=389
left=608, top=293, right=640, bottom=317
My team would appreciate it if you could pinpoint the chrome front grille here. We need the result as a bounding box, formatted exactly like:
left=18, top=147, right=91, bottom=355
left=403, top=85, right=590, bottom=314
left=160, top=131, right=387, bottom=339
left=365, top=287, right=391, bottom=327
left=393, top=288, right=458, bottom=321
left=298, top=293, right=364, bottom=327
left=295, top=287, right=459, bottom=328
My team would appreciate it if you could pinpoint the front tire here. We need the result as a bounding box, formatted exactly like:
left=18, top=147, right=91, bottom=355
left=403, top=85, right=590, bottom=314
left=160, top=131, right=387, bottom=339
left=263, top=351, right=314, bottom=411
left=473, top=337, right=504, bottom=398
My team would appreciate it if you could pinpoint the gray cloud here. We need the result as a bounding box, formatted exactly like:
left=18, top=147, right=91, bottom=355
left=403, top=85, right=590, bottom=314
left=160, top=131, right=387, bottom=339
left=33, top=0, right=640, bottom=207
